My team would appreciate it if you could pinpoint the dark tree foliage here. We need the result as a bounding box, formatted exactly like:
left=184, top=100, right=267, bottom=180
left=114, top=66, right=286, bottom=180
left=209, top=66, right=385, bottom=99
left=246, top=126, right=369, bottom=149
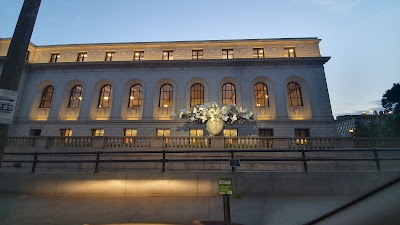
left=381, top=83, right=400, bottom=114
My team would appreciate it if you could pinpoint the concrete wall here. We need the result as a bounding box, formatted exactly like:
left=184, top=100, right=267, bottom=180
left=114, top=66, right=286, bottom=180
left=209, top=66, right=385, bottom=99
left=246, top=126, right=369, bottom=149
left=0, top=171, right=398, bottom=197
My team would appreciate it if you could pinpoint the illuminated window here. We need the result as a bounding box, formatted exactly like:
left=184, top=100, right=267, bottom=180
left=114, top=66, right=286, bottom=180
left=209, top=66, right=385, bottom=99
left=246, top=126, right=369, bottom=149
left=284, top=47, right=296, bottom=57
left=60, top=129, right=73, bottom=137
left=190, top=129, right=204, bottom=137
left=98, top=84, right=112, bottom=108
left=77, top=52, right=87, bottom=62
left=295, top=129, right=309, bottom=145
left=159, top=84, right=173, bottom=107
left=124, top=129, right=137, bottom=144
left=190, top=83, right=204, bottom=107
left=128, top=84, right=143, bottom=107
left=91, top=129, right=104, bottom=136
left=254, top=82, right=269, bottom=107
left=222, top=49, right=234, bottom=59
left=105, top=52, right=115, bottom=61
left=134, top=51, right=144, bottom=61
left=68, top=85, right=83, bottom=108
left=224, top=129, right=238, bottom=145
left=124, top=129, right=137, bottom=136
left=156, top=129, right=170, bottom=137
left=163, top=51, right=173, bottom=60
left=157, top=129, right=170, bottom=144
left=50, top=53, right=60, bottom=63
left=25, top=50, right=30, bottom=61
left=192, top=50, right=203, bottom=60
left=287, top=82, right=303, bottom=106
left=253, top=48, right=264, bottom=58
left=39, top=85, right=54, bottom=108
left=222, top=83, right=236, bottom=105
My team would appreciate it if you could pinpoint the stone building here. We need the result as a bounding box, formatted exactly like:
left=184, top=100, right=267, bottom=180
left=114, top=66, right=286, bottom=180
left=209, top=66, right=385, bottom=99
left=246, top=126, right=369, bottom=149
left=0, top=37, right=336, bottom=139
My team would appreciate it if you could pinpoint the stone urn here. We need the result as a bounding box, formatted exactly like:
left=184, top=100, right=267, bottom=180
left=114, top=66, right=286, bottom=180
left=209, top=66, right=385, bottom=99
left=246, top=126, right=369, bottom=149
left=206, top=120, right=224, bottom=136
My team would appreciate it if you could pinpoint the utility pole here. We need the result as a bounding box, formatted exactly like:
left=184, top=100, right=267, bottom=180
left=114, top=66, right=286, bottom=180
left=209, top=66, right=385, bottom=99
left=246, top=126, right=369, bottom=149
left=0, top=0, right=42, bottom=167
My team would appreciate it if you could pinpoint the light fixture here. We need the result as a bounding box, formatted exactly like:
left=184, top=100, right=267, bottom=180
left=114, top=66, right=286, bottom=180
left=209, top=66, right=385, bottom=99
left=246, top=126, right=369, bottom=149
left=163, top=104, right=168, bottom=107
left=130, top=96, right=134, bottom=100
left=103, top=96, right=109, bottom=100
left=265, top=95, right=268, bottom=98
left=78, top=97, right=82, bottom=100
left=256, top=103, right=261, bottom=106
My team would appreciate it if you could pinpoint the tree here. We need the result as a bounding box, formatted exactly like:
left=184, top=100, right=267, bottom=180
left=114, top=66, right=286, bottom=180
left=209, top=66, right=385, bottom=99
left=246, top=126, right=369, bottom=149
left=381, top=83, right=400, bottom=114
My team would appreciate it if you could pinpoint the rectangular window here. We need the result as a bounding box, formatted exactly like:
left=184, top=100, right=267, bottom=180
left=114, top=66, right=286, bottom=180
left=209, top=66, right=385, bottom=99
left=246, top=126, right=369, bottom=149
left=224, top=129, right=238, bottom=145
left=91, top=129, right=104, bottom=136
left=163, top=51, right=173, bottom=60
left=192, top=50, right=203, bottom=60
left=190, top=129, right=204, bottom=137
left=60, top=129, right=73, bottom=137
left=105, top=52, right=115, bottom=61
left=124, top=128, right=137, bottom=144
left=50, top=53, right=60, bottom=63
left=190, top=129, right=205, bottom=145
left=295, top=129, right=309, bottom=145
left=259, top=129, right=273, bottom=137
left=77, top=52, right=87, bottom=62
left=253, top=48, right=264, bottom=58
left=222, top=49, right=234, bottom=59
left=157, top=129, right=170, bottom=144
left=134, top=51, right=144, bottom=61
left=284, top=47, right=296, bottom=57
left=29, top=129, right=41, bottom=136
left=25, top=50, right=30, bottom=61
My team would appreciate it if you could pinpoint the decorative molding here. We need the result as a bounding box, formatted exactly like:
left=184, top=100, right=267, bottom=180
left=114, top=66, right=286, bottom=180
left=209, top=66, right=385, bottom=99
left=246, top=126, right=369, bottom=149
left=29, top=57, right=331, bottom=71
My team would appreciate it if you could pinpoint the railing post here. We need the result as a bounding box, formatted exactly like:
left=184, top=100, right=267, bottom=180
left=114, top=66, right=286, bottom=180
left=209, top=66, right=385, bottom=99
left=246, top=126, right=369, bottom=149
left=31, top=151, right=38, bottom=173
left=301, top=148, right=308, bottom=172
left=231, top=150, right=235, bottom=172
left=161, top=150, right=166, bottom=172
left=373, top=148, right=381, bottom=171
left=94, top=151, right=101, bottom=173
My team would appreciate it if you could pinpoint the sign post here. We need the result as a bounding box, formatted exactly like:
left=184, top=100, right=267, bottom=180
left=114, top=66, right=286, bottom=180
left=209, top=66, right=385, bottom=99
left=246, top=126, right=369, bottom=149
left=219, top=178, right=233, bottom=222
left=0, top=89, right=19, bottom=124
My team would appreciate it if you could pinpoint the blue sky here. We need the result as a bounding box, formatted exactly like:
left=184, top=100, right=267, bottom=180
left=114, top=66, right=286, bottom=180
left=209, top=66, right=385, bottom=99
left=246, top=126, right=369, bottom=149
left=1, top=0, right=399, bottom=117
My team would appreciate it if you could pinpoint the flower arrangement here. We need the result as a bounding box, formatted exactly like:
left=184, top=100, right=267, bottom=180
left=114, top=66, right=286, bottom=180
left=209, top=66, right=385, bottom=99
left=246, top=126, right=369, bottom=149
left=174, top=101, right=254, bottom=124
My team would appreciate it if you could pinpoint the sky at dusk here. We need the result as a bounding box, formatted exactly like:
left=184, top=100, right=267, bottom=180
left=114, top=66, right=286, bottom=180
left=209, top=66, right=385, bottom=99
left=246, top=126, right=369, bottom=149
left=1, top=0, right=399, bottom=117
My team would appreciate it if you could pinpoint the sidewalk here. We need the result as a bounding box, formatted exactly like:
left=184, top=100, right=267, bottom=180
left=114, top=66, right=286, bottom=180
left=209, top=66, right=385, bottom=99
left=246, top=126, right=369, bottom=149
left=0, top=194, right=355, bottom=225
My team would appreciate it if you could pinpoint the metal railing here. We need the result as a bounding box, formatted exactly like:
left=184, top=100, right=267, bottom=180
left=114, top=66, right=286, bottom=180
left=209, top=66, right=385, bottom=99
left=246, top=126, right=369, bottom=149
left=2, top=148, right=400, bottom=173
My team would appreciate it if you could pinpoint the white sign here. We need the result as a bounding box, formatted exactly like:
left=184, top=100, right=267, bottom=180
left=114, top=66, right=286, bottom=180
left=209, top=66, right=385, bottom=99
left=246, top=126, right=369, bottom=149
left=0, top=89, right=19, bottom=124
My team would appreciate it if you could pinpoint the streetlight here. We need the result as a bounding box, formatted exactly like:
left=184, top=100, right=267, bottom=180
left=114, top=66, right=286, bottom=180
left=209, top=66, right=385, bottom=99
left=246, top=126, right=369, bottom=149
left=349, top=129, right=354, bottom=137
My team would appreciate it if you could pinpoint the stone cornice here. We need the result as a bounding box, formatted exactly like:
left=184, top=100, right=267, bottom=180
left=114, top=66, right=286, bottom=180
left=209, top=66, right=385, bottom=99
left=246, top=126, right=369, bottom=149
left=28, top=57, right=330, bottom=71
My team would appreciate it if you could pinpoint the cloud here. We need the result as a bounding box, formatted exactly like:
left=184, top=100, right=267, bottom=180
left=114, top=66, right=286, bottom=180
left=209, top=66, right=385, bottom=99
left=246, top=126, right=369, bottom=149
left=296, top=0, right=361, bottom=12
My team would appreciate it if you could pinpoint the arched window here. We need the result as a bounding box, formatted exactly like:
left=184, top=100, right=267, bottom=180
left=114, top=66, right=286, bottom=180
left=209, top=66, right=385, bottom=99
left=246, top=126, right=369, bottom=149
left=128, top=84, right=143, bottom=107
left=159, top=84, right=173, bottom=107
left=98, top=84, right=112, bottom=108
left=254, top=82, right=269, bottom=107
left=68, top=85, right=83, bottom=108
left=222, top=83, right=236, bottom=105
left=39, top=85, right=54, bottom=108
left=287, top=82, right=303, bottom=106
left=190, top=83, right=204, bottom=107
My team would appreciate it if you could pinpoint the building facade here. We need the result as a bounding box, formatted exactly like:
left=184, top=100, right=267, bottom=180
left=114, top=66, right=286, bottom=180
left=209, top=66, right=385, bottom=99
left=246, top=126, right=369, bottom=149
left=0, top=37, right=336, bottom=138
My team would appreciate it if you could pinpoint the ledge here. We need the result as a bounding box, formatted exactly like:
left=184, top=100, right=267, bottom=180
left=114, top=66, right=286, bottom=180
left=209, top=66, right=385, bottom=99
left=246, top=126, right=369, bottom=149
left=27, top=57, right=331, bottom=71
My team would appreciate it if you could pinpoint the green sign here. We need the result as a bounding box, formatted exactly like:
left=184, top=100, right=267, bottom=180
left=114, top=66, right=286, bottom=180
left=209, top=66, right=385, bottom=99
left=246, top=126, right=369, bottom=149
left=219, top=178, right=233, bottom=195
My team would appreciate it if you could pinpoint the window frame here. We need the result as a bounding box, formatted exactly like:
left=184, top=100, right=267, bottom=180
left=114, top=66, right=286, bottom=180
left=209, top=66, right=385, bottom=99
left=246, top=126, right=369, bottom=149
left=105, top=52, right=115, bottom=61
left=67, top=85, right=83, bottom=108
left=134, top=51, right=144, bottom=61
left=97, top=84, right=112, bottom=108
left=91, top=129, right=105, bottom=136
left=222, top=49, right=234, bottom=59
left=254, top=82, right=269, bottom=107
left=128, top=84, right=143, bottom=107
left=77, top=52, right=87, bottom=62
left=222, top=83, right=236, bottom=105
left=50, top=53, right=60, bottom=63
left=287, top=82, right=303, bottom=106
left=159, top=84, right=173, bottom=107
left=284, top=47, right=296, bottom=57
left=253, top=48, right=264, bottom=58
left=39, top=85, right=54, bottom=108
left=162, top=50, right=173, bottom=60
left=192, top=50, right=203, bottom=60
left=190, top=83, right=204, bottom=107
